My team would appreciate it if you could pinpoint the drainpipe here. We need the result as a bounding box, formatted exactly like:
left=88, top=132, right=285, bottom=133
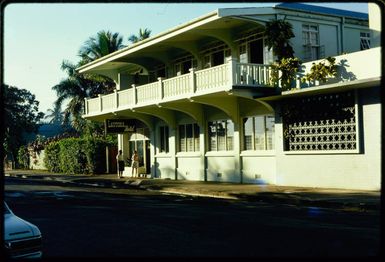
left=340, top=17, right=345, bottom=54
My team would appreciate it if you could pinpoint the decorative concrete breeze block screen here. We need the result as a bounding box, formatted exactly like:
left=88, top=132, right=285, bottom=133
left=282, top=91, right=357, bottom=151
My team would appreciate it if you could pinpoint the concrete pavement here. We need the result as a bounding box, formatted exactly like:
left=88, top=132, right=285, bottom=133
left=4, top=169, right=381, bottom=212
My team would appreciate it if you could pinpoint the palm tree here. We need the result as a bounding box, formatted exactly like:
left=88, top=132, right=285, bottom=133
left=78, top=30, right=125, bottom=63
left=52, top=61, right=106, bottom=132
left=128, top=28, right=151, bottom=44
left=44, top=103, right=64, bottom=125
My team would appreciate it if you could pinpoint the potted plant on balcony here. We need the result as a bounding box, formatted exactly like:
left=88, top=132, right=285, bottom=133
left=301, top=57, right=337, bottom=86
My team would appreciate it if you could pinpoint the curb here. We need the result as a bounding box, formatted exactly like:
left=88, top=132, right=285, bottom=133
left=5, top=173, right=380, bottom=211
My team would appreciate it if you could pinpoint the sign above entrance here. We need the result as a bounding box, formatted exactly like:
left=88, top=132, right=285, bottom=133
left=105, top=119, right=136, bottom=133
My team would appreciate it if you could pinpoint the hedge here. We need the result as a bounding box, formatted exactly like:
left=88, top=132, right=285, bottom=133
left=44, top=137, right=109, bottom=174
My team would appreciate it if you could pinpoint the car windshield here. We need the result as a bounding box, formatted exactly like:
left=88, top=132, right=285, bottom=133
left=4, top=202, right=11, bottom=214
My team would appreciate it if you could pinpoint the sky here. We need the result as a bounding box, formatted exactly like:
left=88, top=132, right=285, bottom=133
left=3, top=2, right=369, bottom=115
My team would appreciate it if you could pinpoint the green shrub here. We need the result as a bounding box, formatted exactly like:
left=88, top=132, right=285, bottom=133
left=44, top=142, right=61, bottom=172
left=43, top=137, right=108, bottom=174
left=17, top=145, right=29, bottom=169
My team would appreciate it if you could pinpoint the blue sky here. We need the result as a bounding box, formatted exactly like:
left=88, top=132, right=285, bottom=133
left=3, top=2, right=369, bottom=115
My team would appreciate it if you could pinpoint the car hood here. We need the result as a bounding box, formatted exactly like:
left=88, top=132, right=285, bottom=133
left=4, top=213, right=41, bottom=241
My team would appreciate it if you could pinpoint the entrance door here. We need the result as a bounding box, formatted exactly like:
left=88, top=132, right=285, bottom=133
left=249, top=39, right=264, bottom=64
left=128, top=128, right=150, bottom=174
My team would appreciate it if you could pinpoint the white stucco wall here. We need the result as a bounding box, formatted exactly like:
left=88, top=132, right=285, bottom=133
left=206, top=155, right=240, bottom=182
left=241, top=154, right=276, bottom=184
left=155, top=156, right=174, bottom=179
left=176, top=155, right=204, bottom=181
left=29, top=150, right=47, bottom=170
left=274, top=86, right=381, bottom=190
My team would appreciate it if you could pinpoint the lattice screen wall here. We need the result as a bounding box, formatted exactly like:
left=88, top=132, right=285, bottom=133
left=282, top=90, right=357, bottom=151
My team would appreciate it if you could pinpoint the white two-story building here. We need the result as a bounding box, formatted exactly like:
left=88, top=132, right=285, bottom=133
left=78, top=3, right=381, bottom=190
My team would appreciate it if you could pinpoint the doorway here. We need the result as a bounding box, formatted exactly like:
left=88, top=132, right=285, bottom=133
left=249, top=39, right=264, bottom=64
left=128, top=128, right=151, bottom=174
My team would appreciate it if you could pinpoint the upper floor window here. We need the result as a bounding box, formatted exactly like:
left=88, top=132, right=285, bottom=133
left=159, top=126, right=169, bottom=153
left=179, top=123, right=200, bottom=152
left=243, top=115, right=275, bottom=151
left=208, top=120, right=234, bottom=151
left=360, top=32, right=371, bottom=50
left=302, top=24, right=320, bottom=61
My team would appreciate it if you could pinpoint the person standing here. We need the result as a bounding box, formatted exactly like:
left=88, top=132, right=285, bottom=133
left=116, top=150, right=124, bottom=178
left=131, top=150, right=139, bottom=177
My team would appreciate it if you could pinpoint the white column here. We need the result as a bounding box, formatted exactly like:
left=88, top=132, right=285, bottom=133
left=132, top=84, right=137, bottom=105
left=228, top=58, right=237, bottom=86
left=98, top=94, right=103, bottom=112
left=150, top=128, right=156, bottom=178
left=157, top=77, right=164, bottom=100
left=84, top=98, right=88, bottom=115
left=169, top=127, right=178, bottom=180
left=189, top=68, right=196, bottom=94
left=199, top=121, right=207, bottom=181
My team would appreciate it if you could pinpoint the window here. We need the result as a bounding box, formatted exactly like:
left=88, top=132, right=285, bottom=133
left=243, top=115, right=275, bottom=151
left=302, top=24, right=319, bottom=60
left=360, top=32, right=371, bottom=50
left=179, top=123, right=200, bottom=152
left=159, top=126, right=169, bottom=153
left=208, top=120, right=234, bottom=151
left=282, top=91, right=357, bottom=152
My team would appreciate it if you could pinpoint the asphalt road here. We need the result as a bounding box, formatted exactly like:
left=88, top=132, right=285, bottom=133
left=4, top=177, right=381, bottom=258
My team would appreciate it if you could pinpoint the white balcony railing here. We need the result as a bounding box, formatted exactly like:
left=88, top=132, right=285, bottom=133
left=84, top=61, right=274, bottom=115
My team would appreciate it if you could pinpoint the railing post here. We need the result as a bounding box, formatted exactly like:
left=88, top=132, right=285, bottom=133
left=84, top=98, right=88, bottom=115
left=189, top=68, right=196, bottom=94
left=98, top=94, right=102, bottom=112
left=228, top=58, right=237, bottom=86
left=278, top=70, right=282, bottom=89
left=157, top=77, right=164, bottom=100
left=114, top=89, right=118, bottom=109
left=132, top=84, right=137, bottom=105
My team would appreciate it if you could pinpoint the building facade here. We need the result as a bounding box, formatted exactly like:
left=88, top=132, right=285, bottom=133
left=78, top=3, right=381, bottom=190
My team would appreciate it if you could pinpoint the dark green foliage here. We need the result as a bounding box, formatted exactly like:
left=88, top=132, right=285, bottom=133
left=43, top=137, right=108, bottom=174
left=270, top=57, right=302, bottom=91
left=17, top=145, right=30, bottom=169
left=302, top=57, right=337, bottom=83
left=3, top=84, right=44, bottom=165
left=44, top=142, right=61, bottom=173
left=264, top=19, right=295, bottom=61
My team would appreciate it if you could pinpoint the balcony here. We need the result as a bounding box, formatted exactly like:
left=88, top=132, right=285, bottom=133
left=84, top=61, right=274, bottom=116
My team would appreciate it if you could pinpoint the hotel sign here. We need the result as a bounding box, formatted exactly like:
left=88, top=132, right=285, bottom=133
left=105, top=119, right=136, bottom=133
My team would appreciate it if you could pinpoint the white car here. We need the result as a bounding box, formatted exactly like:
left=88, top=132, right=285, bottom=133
left=4, top=202, right=43, bottom=259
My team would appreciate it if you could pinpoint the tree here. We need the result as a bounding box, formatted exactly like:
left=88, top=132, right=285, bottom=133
left=128, top=28, right=151, bottom=44
left=52, top=61, right=103, bottom=132
left=78, top=30, right=125, bottom=63
left=44, top=103, right=64, bottom=125
left=3, top=84, right=44, bottom=165
left=263, top=19, right=295, bottom=61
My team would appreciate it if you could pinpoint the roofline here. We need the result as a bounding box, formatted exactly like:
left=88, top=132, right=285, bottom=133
left=77, top=9, right=219, bottom=73
left=273, top=2, right=368, bottom=20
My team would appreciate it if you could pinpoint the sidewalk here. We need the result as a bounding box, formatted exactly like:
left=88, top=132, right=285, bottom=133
left=4, top=169, right=381, bottom=212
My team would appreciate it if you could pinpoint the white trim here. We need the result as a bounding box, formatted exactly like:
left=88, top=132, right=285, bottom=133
left=240, top=150, right=275, bottom=157
left=176, top=152, right=201, bottom=158
left=284, top=149, right=360, bottom=155
left=205, top=151, right=235, bottom=157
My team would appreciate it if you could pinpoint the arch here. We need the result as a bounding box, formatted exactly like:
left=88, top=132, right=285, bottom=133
left=132, top=106, right=176, bottom=129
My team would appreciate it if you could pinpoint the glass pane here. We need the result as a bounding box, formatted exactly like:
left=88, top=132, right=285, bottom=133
left=160, top=127, right=165, bottom=152
left=208, top=121, right=217, bottom=151
left=165, top=126, right=169, bottom=152
left=137, top=140, right=144, bottom=166
left=226, top=120, right=234, bottom=151
left=186, top=124, right=194, bottom=152
left=194, top=124, right=200, bottom=151
left=243, top=118, right=253, bottom=150
left=254, top=116, right=265, bottom=150
left=217, top=121, right=226, bottom=151
left=179, top=125, right=186, bottom=152
left=265, top=116, right=275, bottom=150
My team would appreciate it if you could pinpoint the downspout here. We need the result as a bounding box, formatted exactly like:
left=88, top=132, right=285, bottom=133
left=340, top=17, right=345, bottom=54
